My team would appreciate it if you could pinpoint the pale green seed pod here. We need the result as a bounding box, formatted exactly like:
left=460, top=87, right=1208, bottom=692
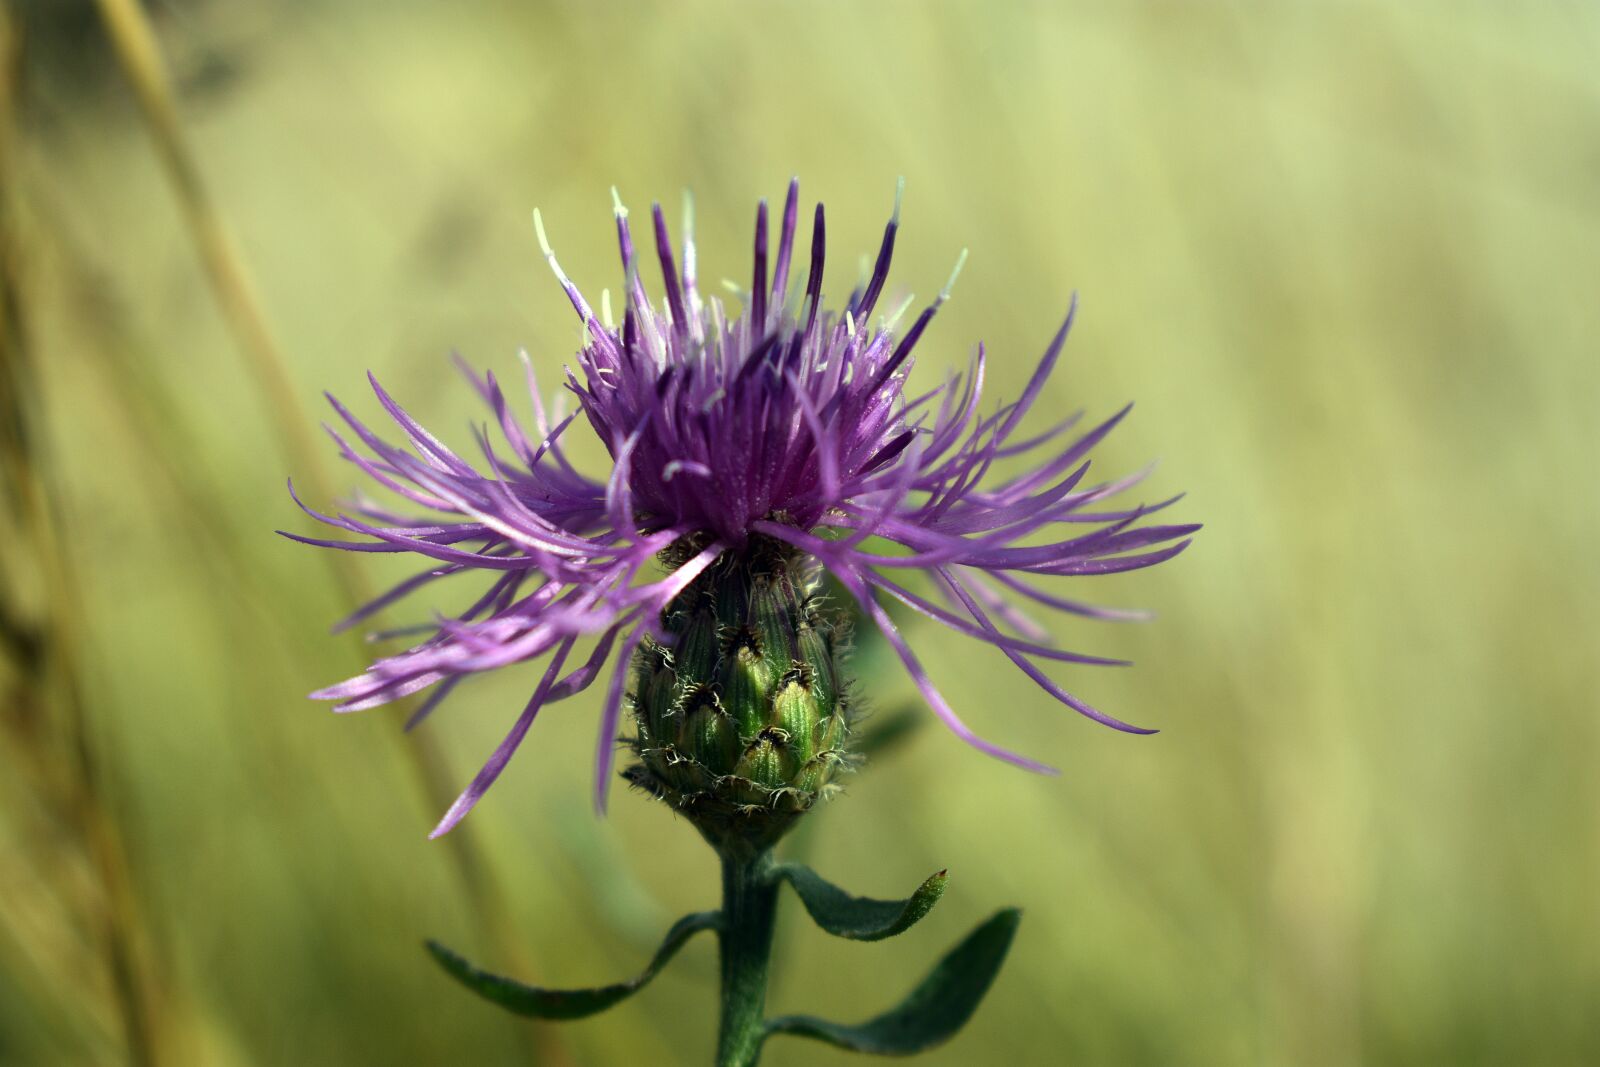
left=626, top=536, right=853, bottom=851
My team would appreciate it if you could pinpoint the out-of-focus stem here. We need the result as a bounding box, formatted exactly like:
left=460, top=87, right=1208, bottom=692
left=89, top=1, right=569, bottom=1062
left=90, top=0, right=340, bottom=547
left=0, top=10, right=163, bottom=1065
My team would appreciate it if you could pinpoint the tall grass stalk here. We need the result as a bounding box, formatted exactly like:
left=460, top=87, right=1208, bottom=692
left=85, top=1, right=571, bottom=1061
left=0, top=8, right=166, bottom=1062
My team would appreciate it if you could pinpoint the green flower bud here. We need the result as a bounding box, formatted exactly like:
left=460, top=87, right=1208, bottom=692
left=772, top=681, right=818, bottom=764
left=710, top=567, right=744, bottom=622
left=794, top=751, right=839, bottom=795
left=798, top=623, right=836, bottom=708
left=719, top=645, right=772, bottom=738
left=625, top=536, right=855, bottom=851
left=643, top=664, right=678, bottom=739
left=672, top=608, right=719, bottom=681
left=734, top=730, right=794, bottom=789
left=750, top=578, right=796, bottom=664
left=682, top=702, right=740, bottom=771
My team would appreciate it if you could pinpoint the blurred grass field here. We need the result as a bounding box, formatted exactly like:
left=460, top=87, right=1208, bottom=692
left=2, top=1, right=1597, bottom=1064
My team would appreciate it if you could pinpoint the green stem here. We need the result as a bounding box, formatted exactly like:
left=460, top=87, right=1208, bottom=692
left=716, top=846, right=778, bottom=1067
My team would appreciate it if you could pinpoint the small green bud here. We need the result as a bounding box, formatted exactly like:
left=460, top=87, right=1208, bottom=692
left=815, top=709, right=846, bottom=754
left=644, top=665, right=678, bottom=738
left=794, top=751, right=838, bottom=794
left=798, top=624, right=836, bottom=707
left=682, top=703, right=741, bottom=772
left=734, top=730, right=794, bottom=789
left=750, top=578, right=795, bottom=663
left=713, top=568, right=751, bottom=630
left=673, top=609, right=719, bottom=680
left=772, top=681, right=817, bottom=763
left=625, top=536, right=855, bottom=851
left=719, top=645, right=772, bottom=737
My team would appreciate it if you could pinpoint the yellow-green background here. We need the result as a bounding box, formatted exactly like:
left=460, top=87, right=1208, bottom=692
left=3, top=1, right=1596, bottom=1064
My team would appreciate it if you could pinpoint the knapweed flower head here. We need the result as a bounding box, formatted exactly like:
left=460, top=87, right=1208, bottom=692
left=286, top=179, right=1197, bottom=839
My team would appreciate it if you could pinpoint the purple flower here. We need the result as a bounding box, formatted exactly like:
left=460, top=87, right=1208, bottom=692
left=285, top=180, right=1197, bottom=836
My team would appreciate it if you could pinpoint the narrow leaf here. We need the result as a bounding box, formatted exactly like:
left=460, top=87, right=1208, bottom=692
left=765, top=908, right=1021, bottom=1055
left=425, top=910, right=718, bottom=1021
left=775, top=862, right=947, bottom=941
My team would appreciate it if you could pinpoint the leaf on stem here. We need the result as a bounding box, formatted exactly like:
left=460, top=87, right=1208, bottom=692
left=774, top=862, right=947, bottom=941
left=425, top=910, right=719, bottom=1020
left=764, top=908, right=1021, bottom=1055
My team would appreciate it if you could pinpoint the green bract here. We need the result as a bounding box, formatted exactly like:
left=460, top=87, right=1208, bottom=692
left=626, top=536, right=854, bottom=850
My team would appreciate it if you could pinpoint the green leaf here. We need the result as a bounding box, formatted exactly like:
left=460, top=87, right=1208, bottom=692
left=774, top=862, right=947, bottom=941
left=764, top=908, right=1021, bottom=1055
left=425, top=910, right=718, bottom=1021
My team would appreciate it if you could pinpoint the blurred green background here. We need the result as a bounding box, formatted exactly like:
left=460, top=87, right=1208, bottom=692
left=2, top=1, right=1596, bottom=1064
